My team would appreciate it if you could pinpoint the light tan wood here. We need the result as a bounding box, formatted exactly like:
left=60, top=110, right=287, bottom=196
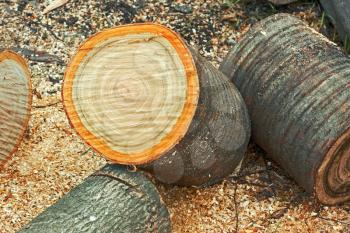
left=63, top=24, right=199, bottom=165
left=0, top=51, right=32, bottom=167
left=73, top=33, right=187, bottom=154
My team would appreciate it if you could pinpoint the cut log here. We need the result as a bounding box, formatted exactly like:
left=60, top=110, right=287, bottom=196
left=220, top=13, right=350, bottom=205
left=320, top=0, right=350, bottom=46
left=18, top=164, right=171, bottom=233
left=141, top=48, right=250, bottom=186
left=62, top=24, right=250, bottom=186
left=0, top=50, right=32, bottom=167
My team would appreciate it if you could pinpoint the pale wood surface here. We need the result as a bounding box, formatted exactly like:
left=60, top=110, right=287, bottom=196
left=72, top=33, right=187, bottom=154
left=63, top=24, right=199, bottom=165
left=0, top=52, right=31, bottom=166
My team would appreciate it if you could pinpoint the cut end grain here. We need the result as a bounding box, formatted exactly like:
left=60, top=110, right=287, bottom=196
left=316, top=127, right=350, bottom=205
left=0, top=50, right=32, bottom=167
left=220, top=13, right=350, bottom=205
left=63, top=24, right=199, bottom=165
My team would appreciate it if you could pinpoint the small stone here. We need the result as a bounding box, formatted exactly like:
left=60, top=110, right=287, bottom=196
left=271, top=208, right=288, bottom=219
left=48, top=75, right=62, bottom=85
left=227, top=38, right=236, bottom=46
left=66, top=16, right=78, bottom=26
left=173, top=4, right=193, bottom=14
left=256, top=189, right=274, bottom=201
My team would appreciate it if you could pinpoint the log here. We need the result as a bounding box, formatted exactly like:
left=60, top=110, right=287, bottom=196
left=220, top=13, right=350, bottom=205
left=0, top=50, right=32, bottom=167
left=320, top=0, right=350, bottom=46
left=18, top=164, right=171, bottom=233
left=62, top=24, right=250, bottom=186
left=141, top=48, right=250, bottom=186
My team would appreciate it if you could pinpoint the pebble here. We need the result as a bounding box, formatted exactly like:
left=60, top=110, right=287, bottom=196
left=227, top=38, right=236, bottom=46
left=173, top=3, right=193, bottom=14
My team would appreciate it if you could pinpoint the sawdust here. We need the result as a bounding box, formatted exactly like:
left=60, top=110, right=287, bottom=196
left=0, top=0, right=349, bottom=232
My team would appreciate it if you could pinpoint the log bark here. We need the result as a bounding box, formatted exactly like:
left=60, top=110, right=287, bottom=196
left=220, top=13, right=350, bottom=205
left=320, top=0, right=350, bottom=46
left=141, top=48, right=251, bottom=186
left=62, top=24, right=250, bottom=186
left=0, top=50, right=32, bottom=168
left=18, top=164, right=171, bottom=233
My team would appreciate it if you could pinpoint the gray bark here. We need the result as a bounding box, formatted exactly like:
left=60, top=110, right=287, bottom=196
left=18, top=164, right=171, bottom=233
left=141, top=48, right=251, bottom=187
left=220, top=13, right=350, bottom=205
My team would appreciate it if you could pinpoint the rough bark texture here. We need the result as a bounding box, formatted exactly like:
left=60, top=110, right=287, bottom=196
left=141, top=48, right=251, bottom=187
left=0, top=50, right=32, bottom=168
left=18, top=165, right=171, bottom=233
left=220, top=13, right=350, bottom=205
left=320, top=0, right=350, bottom=45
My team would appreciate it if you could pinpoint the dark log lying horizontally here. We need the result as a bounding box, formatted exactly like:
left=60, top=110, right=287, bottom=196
left=62, top=24, right=250, bottom=186
left=0, top=50, right=32, bottom=168
left=220, top=13, right=350, bottom=205
left=18, top=165, right=171, bottom=233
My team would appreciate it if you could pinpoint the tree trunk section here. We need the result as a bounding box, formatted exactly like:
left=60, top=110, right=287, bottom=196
left=18, top=164, right=171, bottom=233
left=62, top=23, right=251, bottom=186
left=0, top=50, right=32, bottom=168
left=141, top=48, right=251, bottom=186
left=220, top=13, right=350, bottom=205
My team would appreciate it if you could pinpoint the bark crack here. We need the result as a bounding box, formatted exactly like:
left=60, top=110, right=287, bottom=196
left=91, top=172, right=145, bottom=197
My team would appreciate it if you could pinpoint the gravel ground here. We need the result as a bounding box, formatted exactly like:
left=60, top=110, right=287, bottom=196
left=0, top=0, right=349, bottom=232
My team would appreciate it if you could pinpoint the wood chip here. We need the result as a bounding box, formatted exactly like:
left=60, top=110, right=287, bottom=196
left=43, top=0, right=70, bottom=14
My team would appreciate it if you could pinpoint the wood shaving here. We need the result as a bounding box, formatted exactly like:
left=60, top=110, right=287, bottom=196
left=43, top=0, right=70, bottom=15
